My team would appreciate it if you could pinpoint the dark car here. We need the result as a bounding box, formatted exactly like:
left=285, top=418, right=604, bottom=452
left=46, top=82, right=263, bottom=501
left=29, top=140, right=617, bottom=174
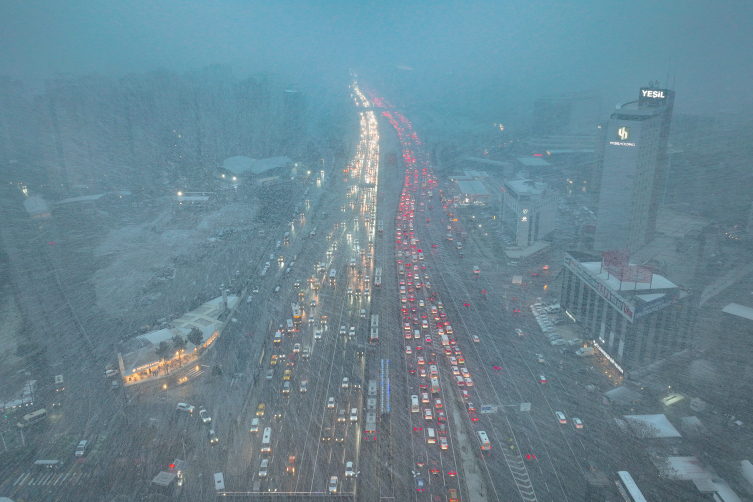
left=416, top=455, right=425, bottom=467
left=415, top=477, right=426, bottom=492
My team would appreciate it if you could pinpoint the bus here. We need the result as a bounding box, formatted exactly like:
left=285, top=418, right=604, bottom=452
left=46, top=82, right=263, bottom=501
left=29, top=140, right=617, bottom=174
left=368, top=380, right=378, bottom=397
left=261, top=427, right=272, bottom=453
left=364, top=412, right=377, bottom=441
left=370, top=314, right=380, bottom=344
left=374, top=273, right=382, bottom=288
left=411, top=395, right=420, bottom=413
left=478, top=431, right=491, bottom=451
left=17, top=409, right=47, bottom=428
left=291, top=303, right=301, bottom=323
left=329, top=269, right=337, bottom=286
left=430, top=377, right=440, bottom=394
left=615, top=471, right=648, bottom=502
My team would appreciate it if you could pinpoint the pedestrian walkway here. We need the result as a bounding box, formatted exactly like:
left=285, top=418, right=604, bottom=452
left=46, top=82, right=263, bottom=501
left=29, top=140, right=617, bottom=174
left=11, top=469, right=91, bottom=488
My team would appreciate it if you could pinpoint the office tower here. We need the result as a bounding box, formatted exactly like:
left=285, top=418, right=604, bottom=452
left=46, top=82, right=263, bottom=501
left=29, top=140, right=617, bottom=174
left=593, top=86, right=675, bottom=252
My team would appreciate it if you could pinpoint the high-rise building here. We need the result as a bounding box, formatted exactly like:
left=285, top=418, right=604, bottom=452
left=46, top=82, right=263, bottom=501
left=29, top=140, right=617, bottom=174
left=592, top=86, right=675, bottom=252
left=502, top=178, right=557, bottom=248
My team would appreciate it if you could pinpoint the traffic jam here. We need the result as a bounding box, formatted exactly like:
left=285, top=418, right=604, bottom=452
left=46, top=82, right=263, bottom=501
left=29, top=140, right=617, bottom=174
left=384, top=107, right=472, bottom=502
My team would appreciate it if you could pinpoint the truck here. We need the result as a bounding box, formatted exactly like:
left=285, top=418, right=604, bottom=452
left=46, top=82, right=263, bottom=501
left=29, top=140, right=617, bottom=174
left=575, top=346, right=595, bottom=357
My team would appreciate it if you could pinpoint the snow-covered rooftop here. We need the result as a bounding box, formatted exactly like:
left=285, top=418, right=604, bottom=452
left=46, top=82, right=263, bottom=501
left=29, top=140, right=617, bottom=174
left=581, top=261, right=677, bottom=291
left=222, top=156, right=292, bottom=175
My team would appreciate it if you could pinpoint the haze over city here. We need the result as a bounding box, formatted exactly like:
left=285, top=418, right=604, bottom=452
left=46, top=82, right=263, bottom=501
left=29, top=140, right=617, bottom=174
left=1, top=1, right=752, bottom=501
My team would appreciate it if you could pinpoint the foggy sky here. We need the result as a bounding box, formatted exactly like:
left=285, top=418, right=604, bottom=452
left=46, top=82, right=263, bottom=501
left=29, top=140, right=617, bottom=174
left=2, top=0, right=752, bottom=114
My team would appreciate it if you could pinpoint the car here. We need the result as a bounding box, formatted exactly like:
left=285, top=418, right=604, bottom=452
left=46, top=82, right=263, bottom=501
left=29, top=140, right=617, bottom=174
left=256, top=403, right=266, bottom=416
left=449, top=356, right=458, bottom=366
left=328, top=475, right=338, bottom=494
left=419, top=299, right=425, bottom=307
left=461, top=367, right=470, bottom=378
left=340, top=326, right=347, bottom=335
left=464, top=377, right=473, bottom=387
left=536, top=353, right=546, bottom=363
left=435, top=398, right=442, bottom=409
left=469, top=411, right=479, bottom=422
left=556, top=411, right=567, bottom=424
left=516, top=328, right=525, bottom=336
left=350, top=408, right=358, bottom=422
left=293, top=343, right=301, bottom=353
left=208, top=429, right=218, bottom=445
left=415, top=476, right=426, bottom=492
left=418, top=367, right=426, bottom=378
left=283, top=369, right=292, bottom=381
left=176, top=403, right=194, bottom=413
left=75, top=440, right=88, bottom=457
left=286, top=455, right=297, bottom=475
left=349, top=326, right=356, bottom=337
left=266, top=369, right=274, bottom=380
left=451, top=365, right=460, bottom=376
left=282, top=381, right=291, bottom=395
left=460, top=389, right=470, bottom=400
left=271, top=354, right=278, bottom=365
left=417, top=356, right=425, bottom=365
left=300, top=380, right=308, bottom=393
left=337, top=409, right=346, bottom=422
left=449, top=488, right=459, bottom=502
left=422, top=392, right=430, bottom=403
left=439, top=436, right=448, bottom=449
left=419, top=382, right=428, bottom=390
left=573, top=417, right=583, bottom=429
left=310, top=299, right=316, bottom=307
left=430, top=461, right=440, bottom=475
left=416, top=345, right=423, bottom=352
left=342, top=377, right=349, bottom=389
left=540, top=375, right=547, bottom=384
left=457, top=355, right=465, bottom=364
left=437, top=411, right=446, bottom=422
left=453, top=347, right=462, bottom=355
left=466, top=402, right=476, bottom=412
left=327, top=397, right=335, bottom=409
left=408, top=363, right=416, bottom=374
left=199, top=408, right=211, bottom=423
left=250, top=417, right=260, bottom=434
left=405, top=345, right=412, bottom=355
left=424, top=409, right=433, bottom=420
left=345, top=461, right=355, bottom=477
left=259, top=458, right=269, bottom=477
left=347, top=287, right=352, bottom=295
left=472, top=334, right=480, bottom=343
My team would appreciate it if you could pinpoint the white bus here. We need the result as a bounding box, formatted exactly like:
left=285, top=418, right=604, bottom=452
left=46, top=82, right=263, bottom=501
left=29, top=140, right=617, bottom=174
left=291, top=303, right=301, bottom=323
left=371, top=315, right=379, bottom=329
left=17, top=409, right=47, bottom=428
left=478, top=431, right=491, bottom=451
left=411, top=395, right=419, bottom=413
left=615, top=471, right=647, bottom=502
left=430, top=377, right=440, bottom=394
left=329, top=269, right=337, bottom=285
left=368, top=380, right=378, bottom=397
left=370, top=327, right=379, bottom=344
left=261, top=427, right=272, bottom=453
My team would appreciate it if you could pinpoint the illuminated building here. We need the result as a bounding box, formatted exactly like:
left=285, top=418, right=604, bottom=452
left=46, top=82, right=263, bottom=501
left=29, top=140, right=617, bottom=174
left=593, top=86, right=675, bottom=253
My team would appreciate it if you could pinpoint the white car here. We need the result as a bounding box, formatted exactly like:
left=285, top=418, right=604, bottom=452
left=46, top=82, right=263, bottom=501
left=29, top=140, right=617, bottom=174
left=461, top=368, right=470, bottom=378
left=536, top=353, right=545, bottom=363
left=515, top=328, right=525, bottom=336
left=327, top=397, right=335, bottom=409
left=345, top=461, right=355, bottom=477
left=75, top=440, right=88, bottom=457
left=349, top=327, right=356, bottom=337
left=419, top=299, right=425, bottom=307
left=573, top=417, right=583, bottom=429
left=328, top=476, right=338, bottom=493
left=451, top=366, right=460, bottom=375
left=176, top=403, right=194, bottom=413
left=199, top=408, right=212, bottom=423
left=464, top=377, right=474, bottom=387
left=405, top=345, right=412, bottom=355
left=259, top=458, right=269, bottom=477
left=340, top=326, right=347, bottom=335
left=424, top=409, right=433, bottom=420
left=293, top=343, right=301, bottom=353
left=556, top=411, right=567, bottom=424
left=342, top=377, right=349, bottom=389
left=472, top=334, right=480, bottom=343
left=421, top=392, right=429, bottom=403
left=350, top=408, right=358, bottom=422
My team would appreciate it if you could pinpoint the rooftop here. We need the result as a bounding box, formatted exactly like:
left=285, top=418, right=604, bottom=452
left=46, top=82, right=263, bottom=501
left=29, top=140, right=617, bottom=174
left=222, top=156, right=292, bottom=175
left=581, top=261, right=677, bottom=291
left=515, top=156, right=551, bottom=167
left=456, top=179, right=489, bottom=196
left=505, top=179, right=549, bottom=196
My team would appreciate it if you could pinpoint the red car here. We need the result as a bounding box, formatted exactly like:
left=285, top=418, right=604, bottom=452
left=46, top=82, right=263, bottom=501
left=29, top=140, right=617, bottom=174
left=469, top=412, right=479, bottom=422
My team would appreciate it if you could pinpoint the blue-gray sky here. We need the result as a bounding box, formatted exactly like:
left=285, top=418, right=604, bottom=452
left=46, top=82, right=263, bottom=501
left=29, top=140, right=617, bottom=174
left=2, top=0, right=752, bottom=113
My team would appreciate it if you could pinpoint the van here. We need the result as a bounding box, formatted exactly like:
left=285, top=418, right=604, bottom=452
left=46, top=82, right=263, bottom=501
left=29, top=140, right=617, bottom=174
left=414, top=329, right=421, bottom=339
left=426, top=428, right=436, bottom=444
left=274, top=331, right=282, bottom=345
left=411, top=395, right=420, bottom=413
left=214, top=473, right=225, bottom=491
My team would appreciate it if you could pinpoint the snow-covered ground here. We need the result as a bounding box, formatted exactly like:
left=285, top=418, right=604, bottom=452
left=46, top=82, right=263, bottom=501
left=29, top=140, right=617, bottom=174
left=92, top=201, right=258, bottom=315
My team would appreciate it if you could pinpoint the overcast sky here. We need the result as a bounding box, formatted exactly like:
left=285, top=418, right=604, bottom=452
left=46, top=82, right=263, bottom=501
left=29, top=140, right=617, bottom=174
left=2, top=0, right=752, bottom=114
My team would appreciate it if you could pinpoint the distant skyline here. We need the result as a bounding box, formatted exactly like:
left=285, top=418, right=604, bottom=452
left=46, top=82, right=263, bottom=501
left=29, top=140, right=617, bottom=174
left=1, top=0, right=752, bottom=115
